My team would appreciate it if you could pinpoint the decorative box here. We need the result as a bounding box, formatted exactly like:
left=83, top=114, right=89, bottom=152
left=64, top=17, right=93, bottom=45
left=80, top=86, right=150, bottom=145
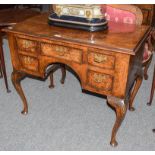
left=48, top=4, right=108, bottom=32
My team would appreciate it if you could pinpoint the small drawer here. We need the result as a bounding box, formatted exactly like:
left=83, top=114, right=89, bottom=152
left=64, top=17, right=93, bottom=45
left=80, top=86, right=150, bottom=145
left=16, top=37, right=38, bottom=54
left=19, top=55, right=39, bottom=71
left=87, top=70, right=113, bottom=91
left=41, top=43, right=82, bottom=64
left=88, top=50, right=115, bottom=69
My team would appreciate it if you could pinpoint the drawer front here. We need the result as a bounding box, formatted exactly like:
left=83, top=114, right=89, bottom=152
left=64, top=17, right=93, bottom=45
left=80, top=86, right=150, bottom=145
left=16, top=37, right=38, bottom=54
left=19, top=55, right=39, bottom=71
left=41, top=43, right=82, bottom=63
left=87, top=70, right=113, bottom=91
left=88, top=51, right=115, bottom=69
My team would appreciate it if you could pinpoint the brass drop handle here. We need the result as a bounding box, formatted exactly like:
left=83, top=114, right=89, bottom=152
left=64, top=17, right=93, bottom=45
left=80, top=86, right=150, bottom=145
left=94, top=54, right=107, bottom=63
left=93, top=73, right=106, bottom=83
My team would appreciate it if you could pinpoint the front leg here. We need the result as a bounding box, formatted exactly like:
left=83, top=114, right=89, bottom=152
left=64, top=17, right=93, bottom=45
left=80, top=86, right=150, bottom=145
left=107, top=96, right=128, bottom=147
left=11, top=70, right=28, bottom=115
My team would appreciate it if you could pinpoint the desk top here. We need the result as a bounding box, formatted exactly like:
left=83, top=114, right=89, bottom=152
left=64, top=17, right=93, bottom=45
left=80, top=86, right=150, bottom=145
left=4, top=13, right=151, bottom=55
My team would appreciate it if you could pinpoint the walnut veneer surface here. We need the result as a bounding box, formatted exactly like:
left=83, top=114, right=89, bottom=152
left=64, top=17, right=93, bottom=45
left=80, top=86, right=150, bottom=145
left=3, top=13, right=152, bottom=147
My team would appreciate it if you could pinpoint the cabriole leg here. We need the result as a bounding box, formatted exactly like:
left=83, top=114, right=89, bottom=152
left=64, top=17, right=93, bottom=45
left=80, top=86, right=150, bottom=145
left=60, top=64, right=66, bottom=84
left=48, top=64, right=66, bottom=88
left=0, top=34, right=11, bottom=93
left=143, top=55, right=153, bottom=80
left=49, top=72, right=54, bottom=88
left=147, top=66, right=155, bottom=106
left=0, top=62, right=3, bottom=78
left=11, top=70, right=28, bottom=115
left=107, top=96, right=127, bottom=147
left=129, top=75, right=143, bottom=111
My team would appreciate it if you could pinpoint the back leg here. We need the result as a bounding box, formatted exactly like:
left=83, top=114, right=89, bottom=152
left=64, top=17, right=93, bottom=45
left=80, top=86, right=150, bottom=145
left=129, top=75, right=143, bottom=111
left=48, top=64, right=66, bottom=88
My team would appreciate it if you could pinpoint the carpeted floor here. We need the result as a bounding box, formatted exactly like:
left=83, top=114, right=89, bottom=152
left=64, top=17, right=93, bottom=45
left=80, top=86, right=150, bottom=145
left=0, top=39, right=155, bottom=151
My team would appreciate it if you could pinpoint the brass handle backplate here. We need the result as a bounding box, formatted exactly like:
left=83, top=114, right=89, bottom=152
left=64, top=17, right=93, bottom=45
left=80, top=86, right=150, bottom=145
left=93, top=73, right=106, bottom=83
left=23, top=56, right=33, bottom=64
left=23, top=40, right=32, bottom=48
left=94, top=53, right=107, bottom=63
left=55, top=46, right=68, bottom=56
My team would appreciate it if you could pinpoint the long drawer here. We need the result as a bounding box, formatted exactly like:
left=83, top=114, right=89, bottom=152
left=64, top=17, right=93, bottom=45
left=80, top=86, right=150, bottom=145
left=41, top=43, right=83, bottom=64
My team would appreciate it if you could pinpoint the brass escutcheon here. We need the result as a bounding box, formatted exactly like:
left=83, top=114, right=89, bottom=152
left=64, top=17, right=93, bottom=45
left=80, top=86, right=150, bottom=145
left=93, top=73, right=106, bottom=83
left=94, top=53, right=107, bottom=63
left=55, top=46, right=67, bottom=56
left=24, top=56, right=33, bottom=64
left=24, top=40, right=31, bottom=48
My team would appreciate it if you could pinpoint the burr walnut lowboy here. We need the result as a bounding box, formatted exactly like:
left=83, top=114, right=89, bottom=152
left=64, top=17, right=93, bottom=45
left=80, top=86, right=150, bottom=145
left=3, top=13, right=152, bottom=147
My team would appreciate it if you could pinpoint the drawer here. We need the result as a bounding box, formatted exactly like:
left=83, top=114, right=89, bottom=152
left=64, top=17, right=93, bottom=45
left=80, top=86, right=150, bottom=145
left=16, top=37, right=38, bottom=54
left=19, top=54, right=39, bottom=72
left=88, top=50, right=115, bottom=69
left=87, top=70, right=113, bottom=91
left=41, top=43, right=82, bottom=64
